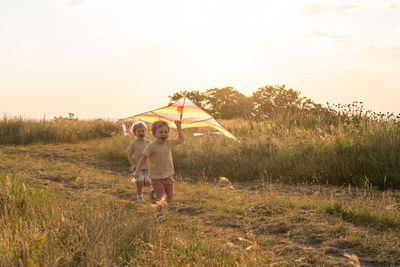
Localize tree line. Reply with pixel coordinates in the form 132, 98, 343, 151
169, 85, 325, 120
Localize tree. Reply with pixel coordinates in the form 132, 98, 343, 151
205, 87, 253, 119
251, 84, 317, 118
168, 90, 207, 109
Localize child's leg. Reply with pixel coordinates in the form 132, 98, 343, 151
136, 180, 144, 195
164, 183, 174, 201
137, 170, 147, 196
152, 180, 166, 213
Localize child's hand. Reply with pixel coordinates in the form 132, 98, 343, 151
175, 120, 182, 128
174, 120, 184, 144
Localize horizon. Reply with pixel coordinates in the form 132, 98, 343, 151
1, 0, 400, 120
2, 85, 399, 121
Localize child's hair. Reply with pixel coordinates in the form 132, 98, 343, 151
132, 121, 147, 133
151, 120, 169, 135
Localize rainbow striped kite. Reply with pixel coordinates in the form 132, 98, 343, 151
118, 98, 237, 140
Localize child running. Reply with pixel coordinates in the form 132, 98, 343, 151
134, 120, 184, 223
127, 121, 152, 203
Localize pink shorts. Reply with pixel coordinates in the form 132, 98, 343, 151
151, 176, 174, 201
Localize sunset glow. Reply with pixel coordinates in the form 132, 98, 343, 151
1, 0, 400, 119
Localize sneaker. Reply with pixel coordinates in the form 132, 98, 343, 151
155, 213, 164, 224
136, 195, 144, 203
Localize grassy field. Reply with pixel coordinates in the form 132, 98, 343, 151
100, 116, 400, 189
1, 136, 400, 266
0, 115, 118, 145
1, 109, 400, 265
2, 106, 400, 188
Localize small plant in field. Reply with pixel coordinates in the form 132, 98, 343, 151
74, 176, 86, 187
27, 235, 45, 267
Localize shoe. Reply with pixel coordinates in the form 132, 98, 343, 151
155, 213, 164, 224
149, 190, 156, 202
136, 195, 144, 203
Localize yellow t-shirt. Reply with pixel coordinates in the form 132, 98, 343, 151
142, 140, 176, 179
127, 139, 151, 169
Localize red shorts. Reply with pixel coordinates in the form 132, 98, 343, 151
151, 176, 174, 201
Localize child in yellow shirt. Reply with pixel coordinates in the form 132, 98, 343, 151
127, 121, 151, 202
134, 120, 184, 223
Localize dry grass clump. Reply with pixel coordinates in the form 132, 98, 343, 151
0, 115, 118, 145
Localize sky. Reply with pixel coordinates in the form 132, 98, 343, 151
1, 0, 400, 120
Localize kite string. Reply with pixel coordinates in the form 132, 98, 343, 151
180, 98, 186, 122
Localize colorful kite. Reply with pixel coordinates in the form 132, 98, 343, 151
116, 98, 237, 140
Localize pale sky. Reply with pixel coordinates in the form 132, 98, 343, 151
1, 0, 400, 119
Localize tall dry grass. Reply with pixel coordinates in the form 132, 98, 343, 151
0, 115, 119, 145
0, 171, 241, 266
175, 115, 400, 189
98, 104, 400, 189
3, 102, 400, 188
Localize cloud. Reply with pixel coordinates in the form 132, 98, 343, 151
335, 4, 361, 12
302, 3, 328, 15
319, 65, 366, 74
302, 2, 361, 15
304, 31, 350, 43
331, 35, 350, 43
368, 45, 400, 54
306, 30, 329, 38
66, 0, 85, 6
387, 4, 400, 9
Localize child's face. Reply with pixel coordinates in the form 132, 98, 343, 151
154, 125, 169, 143
134, 127, 147, 140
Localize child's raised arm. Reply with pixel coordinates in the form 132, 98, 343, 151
173, 120, 184, 145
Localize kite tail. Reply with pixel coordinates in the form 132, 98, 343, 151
122, 120, 128, 136
114, 118, 137, 136
121, 120, 133, 136
193, 132, 224, 137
